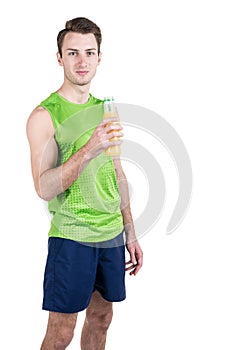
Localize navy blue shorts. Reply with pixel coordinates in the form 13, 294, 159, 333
42, 233, 126, 313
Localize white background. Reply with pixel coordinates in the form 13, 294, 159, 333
1, 0, 234, 349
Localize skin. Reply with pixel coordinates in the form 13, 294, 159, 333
27, 32, 143, 350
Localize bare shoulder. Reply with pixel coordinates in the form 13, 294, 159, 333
26, 106, 54, 139
27, 106, 51, 122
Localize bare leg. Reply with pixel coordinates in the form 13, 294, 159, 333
40, 312, 78, 350
81, 291, 113, 350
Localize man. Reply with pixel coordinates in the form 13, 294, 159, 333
27, 17, 143, 350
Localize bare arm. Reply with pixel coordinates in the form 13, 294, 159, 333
26, 107, 123, 201
113, 157, 143, 275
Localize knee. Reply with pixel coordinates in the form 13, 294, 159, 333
41, 327, 74, 350
86, 308, 113, 332
47, 328, 73, 350
41, 312, 77, 350
53, 328, 74, 349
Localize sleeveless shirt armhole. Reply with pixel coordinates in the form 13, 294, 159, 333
37, 104, 57, 131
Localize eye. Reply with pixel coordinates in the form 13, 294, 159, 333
68, 51, 77, 56
87, 51, 95, 56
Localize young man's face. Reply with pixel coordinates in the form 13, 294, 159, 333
57, 32, 101, 87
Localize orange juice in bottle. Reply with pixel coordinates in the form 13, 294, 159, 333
103, 96, 121, 156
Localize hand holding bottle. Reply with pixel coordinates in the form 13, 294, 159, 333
84, 116, 123, 160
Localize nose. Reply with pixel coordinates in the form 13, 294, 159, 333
77, 53, 87, 67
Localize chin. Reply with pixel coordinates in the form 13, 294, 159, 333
76, 80, 91, 86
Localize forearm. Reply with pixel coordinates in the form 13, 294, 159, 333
114, 160, 136, 241
121, 204, 136, 242
39, 145, 91, 201
120, 188, 136, 241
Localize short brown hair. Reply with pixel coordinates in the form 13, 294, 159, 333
57, 17, 102, 57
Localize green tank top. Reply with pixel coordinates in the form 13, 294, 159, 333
40, 92, 123, 243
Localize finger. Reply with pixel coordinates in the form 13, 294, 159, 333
133, 257, 143, 275
100, 117, 119, 126
136, 252, 143, 267
125, 260, 132, 265
127, 257, 143, 275
129, 249, 137, 266
130, 265, 138, 275
127, 266, 136, 275
133, 264, 141, 275
106, 131, 124, 141
128, 264, 139, 275
125, 264, 135, 272
106, 139, 123, 148
105, 124, 123, 133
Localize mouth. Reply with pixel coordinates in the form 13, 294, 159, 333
76, 70, 89, 76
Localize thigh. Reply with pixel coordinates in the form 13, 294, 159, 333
43, 238, 99, 313
86, 290, 113, 316
46, 311, 78, 333
95, 242, 126, 302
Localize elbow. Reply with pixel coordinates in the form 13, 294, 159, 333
34, 171, 61, 201
35, 183, 53, 202
35, 188, 51, 202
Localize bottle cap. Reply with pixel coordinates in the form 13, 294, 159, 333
104, 96, 114, 102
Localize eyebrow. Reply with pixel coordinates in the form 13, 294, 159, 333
65, 48, 97, 51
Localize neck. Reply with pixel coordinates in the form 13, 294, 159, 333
57, 80, 91, 104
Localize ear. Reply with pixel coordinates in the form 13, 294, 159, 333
56, 52, 63, 66
97, 52, 102, 65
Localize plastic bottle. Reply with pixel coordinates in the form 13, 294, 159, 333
103, 96, 121, 156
